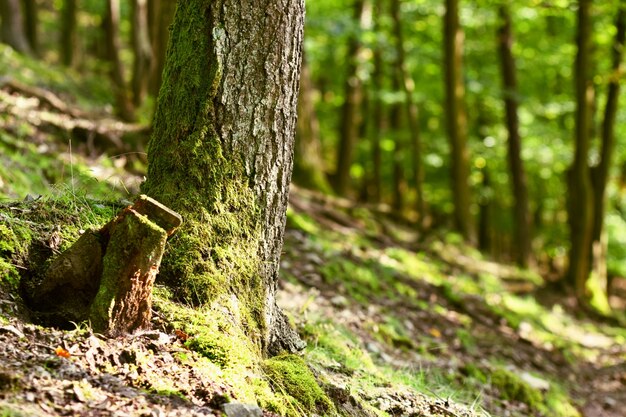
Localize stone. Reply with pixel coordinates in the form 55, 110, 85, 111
222, 403, 263, 417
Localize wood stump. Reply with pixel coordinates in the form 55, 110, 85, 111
24, 195, 181, 336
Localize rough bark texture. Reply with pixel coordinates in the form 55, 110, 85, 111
131, 0, 152, 106
567, 0, 594, 300
334, 0, 367, 196
0, 0, 32, 54
23, 196, 181, 334
89, 209, 167, 335
590, 6, 626, 289
498, 5, 531, 267
391, 0, 425, 229
141, 0, 306, 355
60, 0, 77, 67
444, 0, 473, 242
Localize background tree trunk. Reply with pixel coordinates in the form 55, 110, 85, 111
0, 0, 32, 54
148, 0, 176, 97
59, 0, 77, 67
141, 0, 305, 355
444, 0, 473, 241
104, 0, 135, 121
131, 0, 152, 106
498, 5, 531, 267
590, 7, 626, 293
293, 53, 332, 193
390, 0, 425, 229
368, 0, 384, 204
334, 0, 368, 196
390, 69, 406, 214
567, 0, 594, 301
21, 0, 37, 56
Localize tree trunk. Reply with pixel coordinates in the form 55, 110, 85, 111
444, 0, 473, 241
390, 69, 406, 214
293, 53, 332, 193
334, 0, 368, 196
59, 0, 77, 67
141, 0, 305, 355
590, 7, 626, 293
148, 0, 176, 97
368, 0, 384, 204
498, 5, 532, 267
567, 0, 594, 301
0, 0, 32, 54
104, 0, 135, 122
21, 0, 37, 56
131, 0, 152, 106
390, 0, 425, 229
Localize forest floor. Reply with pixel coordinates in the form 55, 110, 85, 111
1, 45, 626, 417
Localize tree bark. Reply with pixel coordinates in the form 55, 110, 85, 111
103, 0, 135, 122
567, 0, 594, 301
0, 0, 32, 54
390, 0, 425, 229
131, 0, 152, 106
590, 6, 626, 292
141, 0, 305, 355
59, 0, 77, 67
334, 0, 368, 196
444, 0, 473, 242
498, 5, 532, 267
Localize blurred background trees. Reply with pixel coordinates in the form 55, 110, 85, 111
1, 0, 625, 309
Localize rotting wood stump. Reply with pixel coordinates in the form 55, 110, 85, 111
25, 195, 181, 336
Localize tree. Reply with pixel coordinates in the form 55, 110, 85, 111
589, 5, 626, 292
0, 0, 32, 55
141, 0, 305, 354
390, 0, 425, 228
334, 0, 369, 196
497, 4, 531, 267
148, 0, 176, 97
444, 0, 473, 241
368, 0, 385, 204
103, 0, 135, 121
131, 0, 152, 106
22, 0, 38, 56
60, 0, 77, 67
293, 52, 332, 193
566, 0, 594, 301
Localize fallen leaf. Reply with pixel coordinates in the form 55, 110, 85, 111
174, 329, 189, 342
55, 347, 71, 358
429, 328, 442, 338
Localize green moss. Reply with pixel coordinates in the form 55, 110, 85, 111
263, 354, 335, 416
140, 1, 266, 344
490, 368, 543, 409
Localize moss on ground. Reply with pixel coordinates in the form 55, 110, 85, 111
263, 354, 335, 417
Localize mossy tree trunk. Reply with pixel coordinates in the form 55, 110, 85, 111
141, 0, 305, 355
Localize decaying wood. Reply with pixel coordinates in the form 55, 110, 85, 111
24, 195, 181, 335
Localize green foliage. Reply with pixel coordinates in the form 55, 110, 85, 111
490, 368, 543, 408
263, 355, 335, 416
